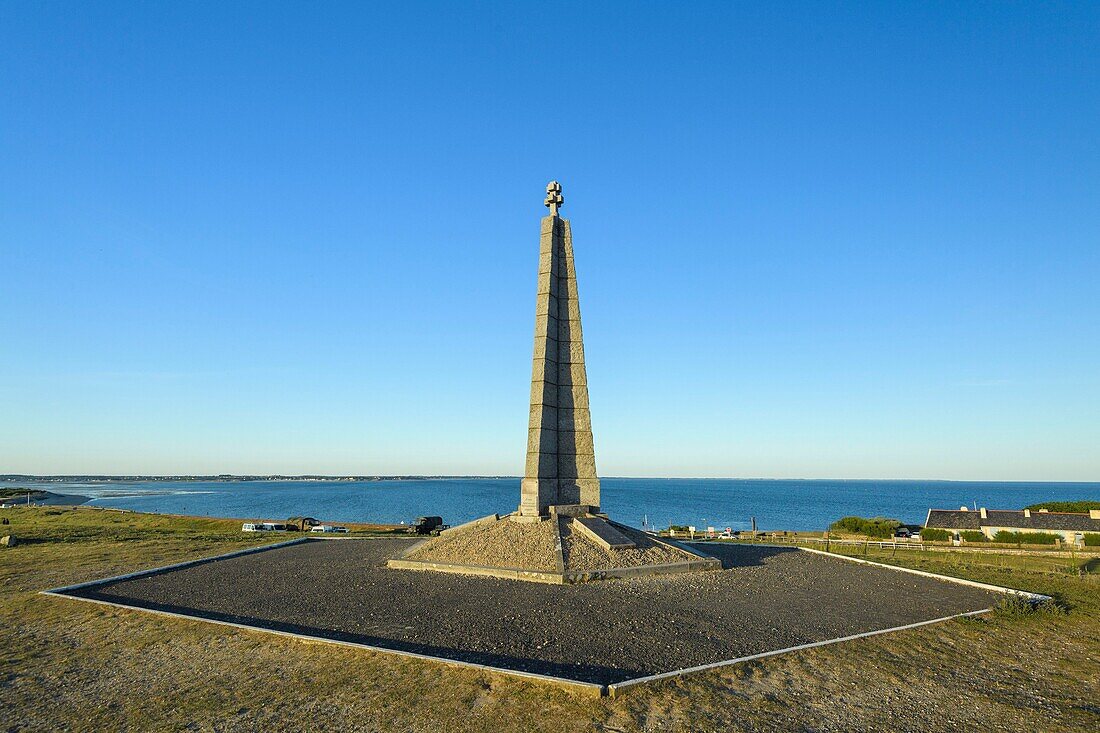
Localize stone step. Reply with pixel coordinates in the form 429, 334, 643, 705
574, 517, 635, 550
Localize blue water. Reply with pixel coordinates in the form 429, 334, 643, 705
13, 478, 1100, 531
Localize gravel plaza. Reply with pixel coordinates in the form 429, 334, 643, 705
48, 537, 1016, 693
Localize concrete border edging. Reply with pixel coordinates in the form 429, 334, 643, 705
386, 558, 567, 583
40, 536, 1048, 697
40, 537, 605, 696
386, 555, 721, 583
571, 517, 634, 551
40, 537, 310, 594
788, 545, 1051, 601
606, 608, 991, 697
41, 589, 605, 696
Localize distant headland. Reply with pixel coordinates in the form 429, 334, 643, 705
0, 475, 512, 483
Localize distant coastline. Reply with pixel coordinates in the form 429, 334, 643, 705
0, 475, 515, 484
2, 477, 1095, 531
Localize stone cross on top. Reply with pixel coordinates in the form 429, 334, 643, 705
544, 181, 564, 216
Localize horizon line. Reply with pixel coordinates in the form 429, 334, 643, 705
3, 474, 1099, 485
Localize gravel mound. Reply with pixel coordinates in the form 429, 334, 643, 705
405, 517, 558, 570
560, 519, 689, 571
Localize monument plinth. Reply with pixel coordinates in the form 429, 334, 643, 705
387, 182, 720, 582
520, 181, 600, 517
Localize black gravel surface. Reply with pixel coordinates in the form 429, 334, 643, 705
66, 539, 1005, 685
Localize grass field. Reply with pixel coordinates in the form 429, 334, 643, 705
1, 506, 1098, 732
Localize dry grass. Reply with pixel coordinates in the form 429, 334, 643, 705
2, 506, 1098, 732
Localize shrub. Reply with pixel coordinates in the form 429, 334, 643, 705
920, 527, 950, 542
993, 596, 1066, 619
992, 530, 1060, 545
1023, 500, 1100, 513
829, 516, 901, 539
960, 530, 987, 542
1083, 533, 1100, 547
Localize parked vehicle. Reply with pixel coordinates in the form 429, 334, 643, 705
311, 525, 350, 533
243, 522, 288, 532
406, 516, 447, 535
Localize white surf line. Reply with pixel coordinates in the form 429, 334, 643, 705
607, 608, 991, 697
41, 591, 606, 696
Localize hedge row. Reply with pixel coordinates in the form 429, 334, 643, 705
829, 516, 902, 539
991, 530, 1060, 545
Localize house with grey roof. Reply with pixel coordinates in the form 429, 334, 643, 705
925, 507, 1100, 545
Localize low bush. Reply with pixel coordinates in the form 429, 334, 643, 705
1083, 533, 1100, 547
960, 530, 987, 542
829, 516, 901, 539
992, 530, 1060, 545
993, 596, 1066, 619
920, 527, 950, 542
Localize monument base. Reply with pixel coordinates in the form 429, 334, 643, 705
386, 512, 721, 584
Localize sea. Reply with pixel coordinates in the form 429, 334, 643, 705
9, 478, 1099, 532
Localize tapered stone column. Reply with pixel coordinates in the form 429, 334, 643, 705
519, 182, 600, 517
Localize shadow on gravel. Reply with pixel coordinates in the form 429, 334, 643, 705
684, 543, 799, 570
61, 589, 631, 685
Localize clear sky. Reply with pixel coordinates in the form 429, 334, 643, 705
1, 2, 1097, 479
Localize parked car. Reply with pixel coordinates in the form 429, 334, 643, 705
406, 516, 447, 535
311, 525, 350, 533
243, 522, 288, 532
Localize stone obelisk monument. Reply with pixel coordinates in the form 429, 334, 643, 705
387, 182, 720, 580
519, 182, 600, 517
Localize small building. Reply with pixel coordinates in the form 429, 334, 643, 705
925, 507, 1100, 545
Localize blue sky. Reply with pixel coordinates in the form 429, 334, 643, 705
1, 2, 1097, 479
